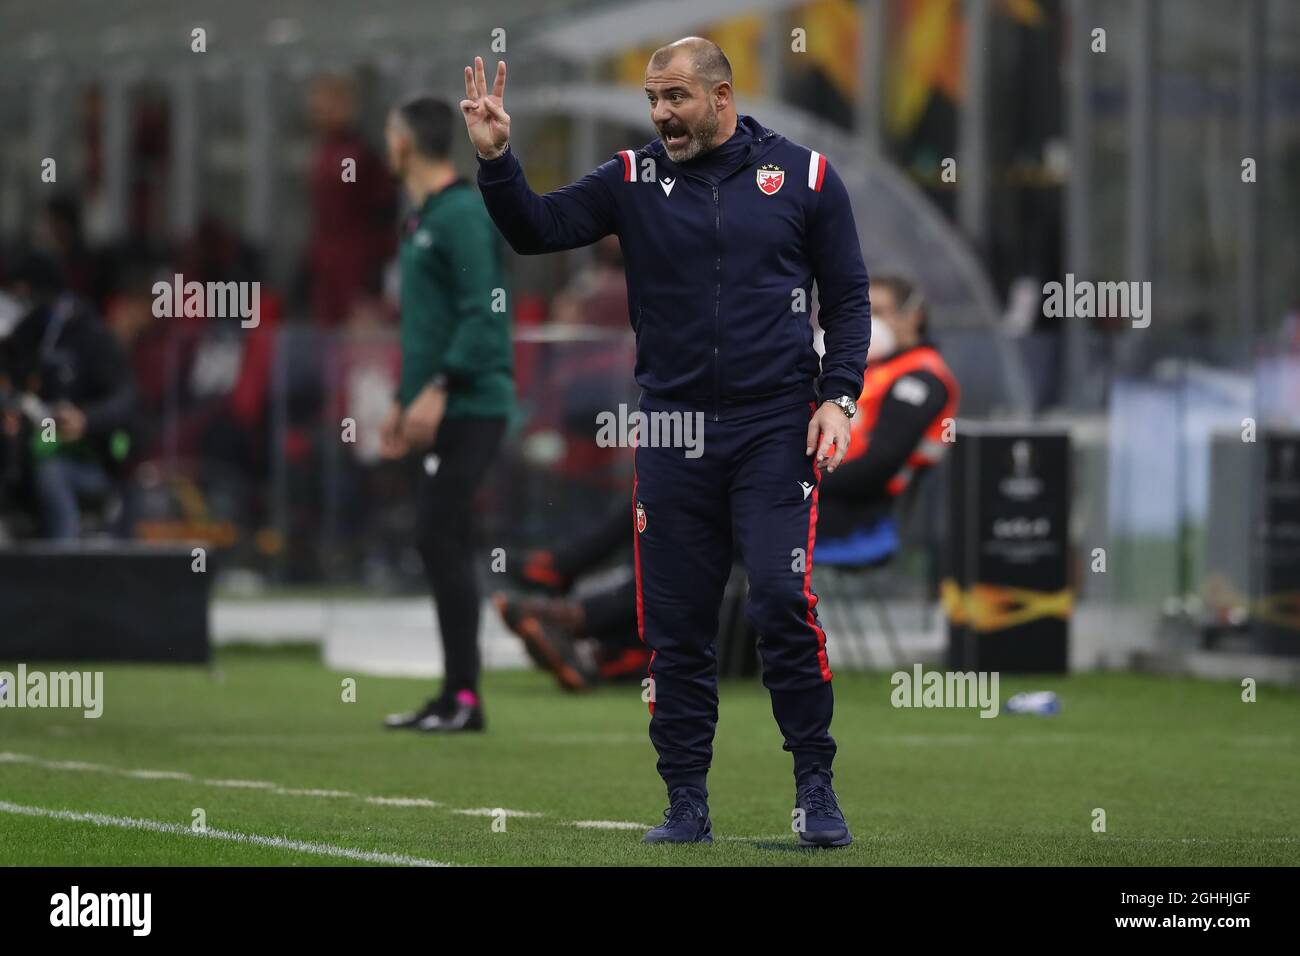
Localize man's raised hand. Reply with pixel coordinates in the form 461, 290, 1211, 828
461, 56, 510, 159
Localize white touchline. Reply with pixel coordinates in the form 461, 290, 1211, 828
122, 769, 194, 780
203, 779, 278, 789
0, 751, 503, 821
365, 796, 442, 808
273, 787, 356, 799
0, 753, 111, 772
0, 800, 450, 866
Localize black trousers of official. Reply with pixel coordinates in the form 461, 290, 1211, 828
414, 415, 507, 698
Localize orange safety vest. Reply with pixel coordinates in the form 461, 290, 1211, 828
842, 344, 959, 497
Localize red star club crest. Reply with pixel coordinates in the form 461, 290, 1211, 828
756, 163, 785, 195
635, 501, 647, 533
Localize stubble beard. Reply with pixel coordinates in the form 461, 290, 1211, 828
662, 106, 720, 163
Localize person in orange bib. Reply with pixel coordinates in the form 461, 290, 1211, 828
816, 275, 959, 562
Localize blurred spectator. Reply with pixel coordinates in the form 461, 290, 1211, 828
336, 295, 400, 465
0, 253, 135, 540
307, 74, 396, 325
171, 216, 281, 490
32, 195, 111, 311
101, 257, 176, 461
331, 295, 407, 586
100, 219, 284, 543
817, 275, 959, 558
550, 235, 628, 330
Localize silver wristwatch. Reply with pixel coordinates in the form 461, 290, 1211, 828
825, 395, 857, 419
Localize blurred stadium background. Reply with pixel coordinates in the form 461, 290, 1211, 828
3, 0, 1300, 870
1, 0, 1298, 685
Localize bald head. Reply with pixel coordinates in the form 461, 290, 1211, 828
645, 37, 737, 162
649, 37, 733, 91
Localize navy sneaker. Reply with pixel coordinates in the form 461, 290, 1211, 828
643, 788, 713, 844
795, 775, 852, 848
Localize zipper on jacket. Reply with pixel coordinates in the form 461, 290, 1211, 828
673, 133, 778, 420
712, 184, 721, 422
700, 132, 772, 420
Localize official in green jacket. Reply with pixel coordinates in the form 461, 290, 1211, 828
380, 95, 513, 733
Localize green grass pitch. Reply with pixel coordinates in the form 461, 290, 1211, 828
1, 645, 1297, 866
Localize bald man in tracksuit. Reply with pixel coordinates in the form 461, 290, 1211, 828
461, 39, 869, 847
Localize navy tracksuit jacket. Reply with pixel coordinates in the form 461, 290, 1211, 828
477, 114, 871, 796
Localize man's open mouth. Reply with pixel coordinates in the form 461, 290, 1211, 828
662, 131, 689, 149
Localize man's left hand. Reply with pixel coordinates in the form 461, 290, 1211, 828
806, 402, 851, 473
401, 383, 448, 450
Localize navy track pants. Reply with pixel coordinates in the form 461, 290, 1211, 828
632, 399, 836, 798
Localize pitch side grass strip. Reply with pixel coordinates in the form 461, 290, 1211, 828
0, 800, 450, 867
0, 751, 614, 828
